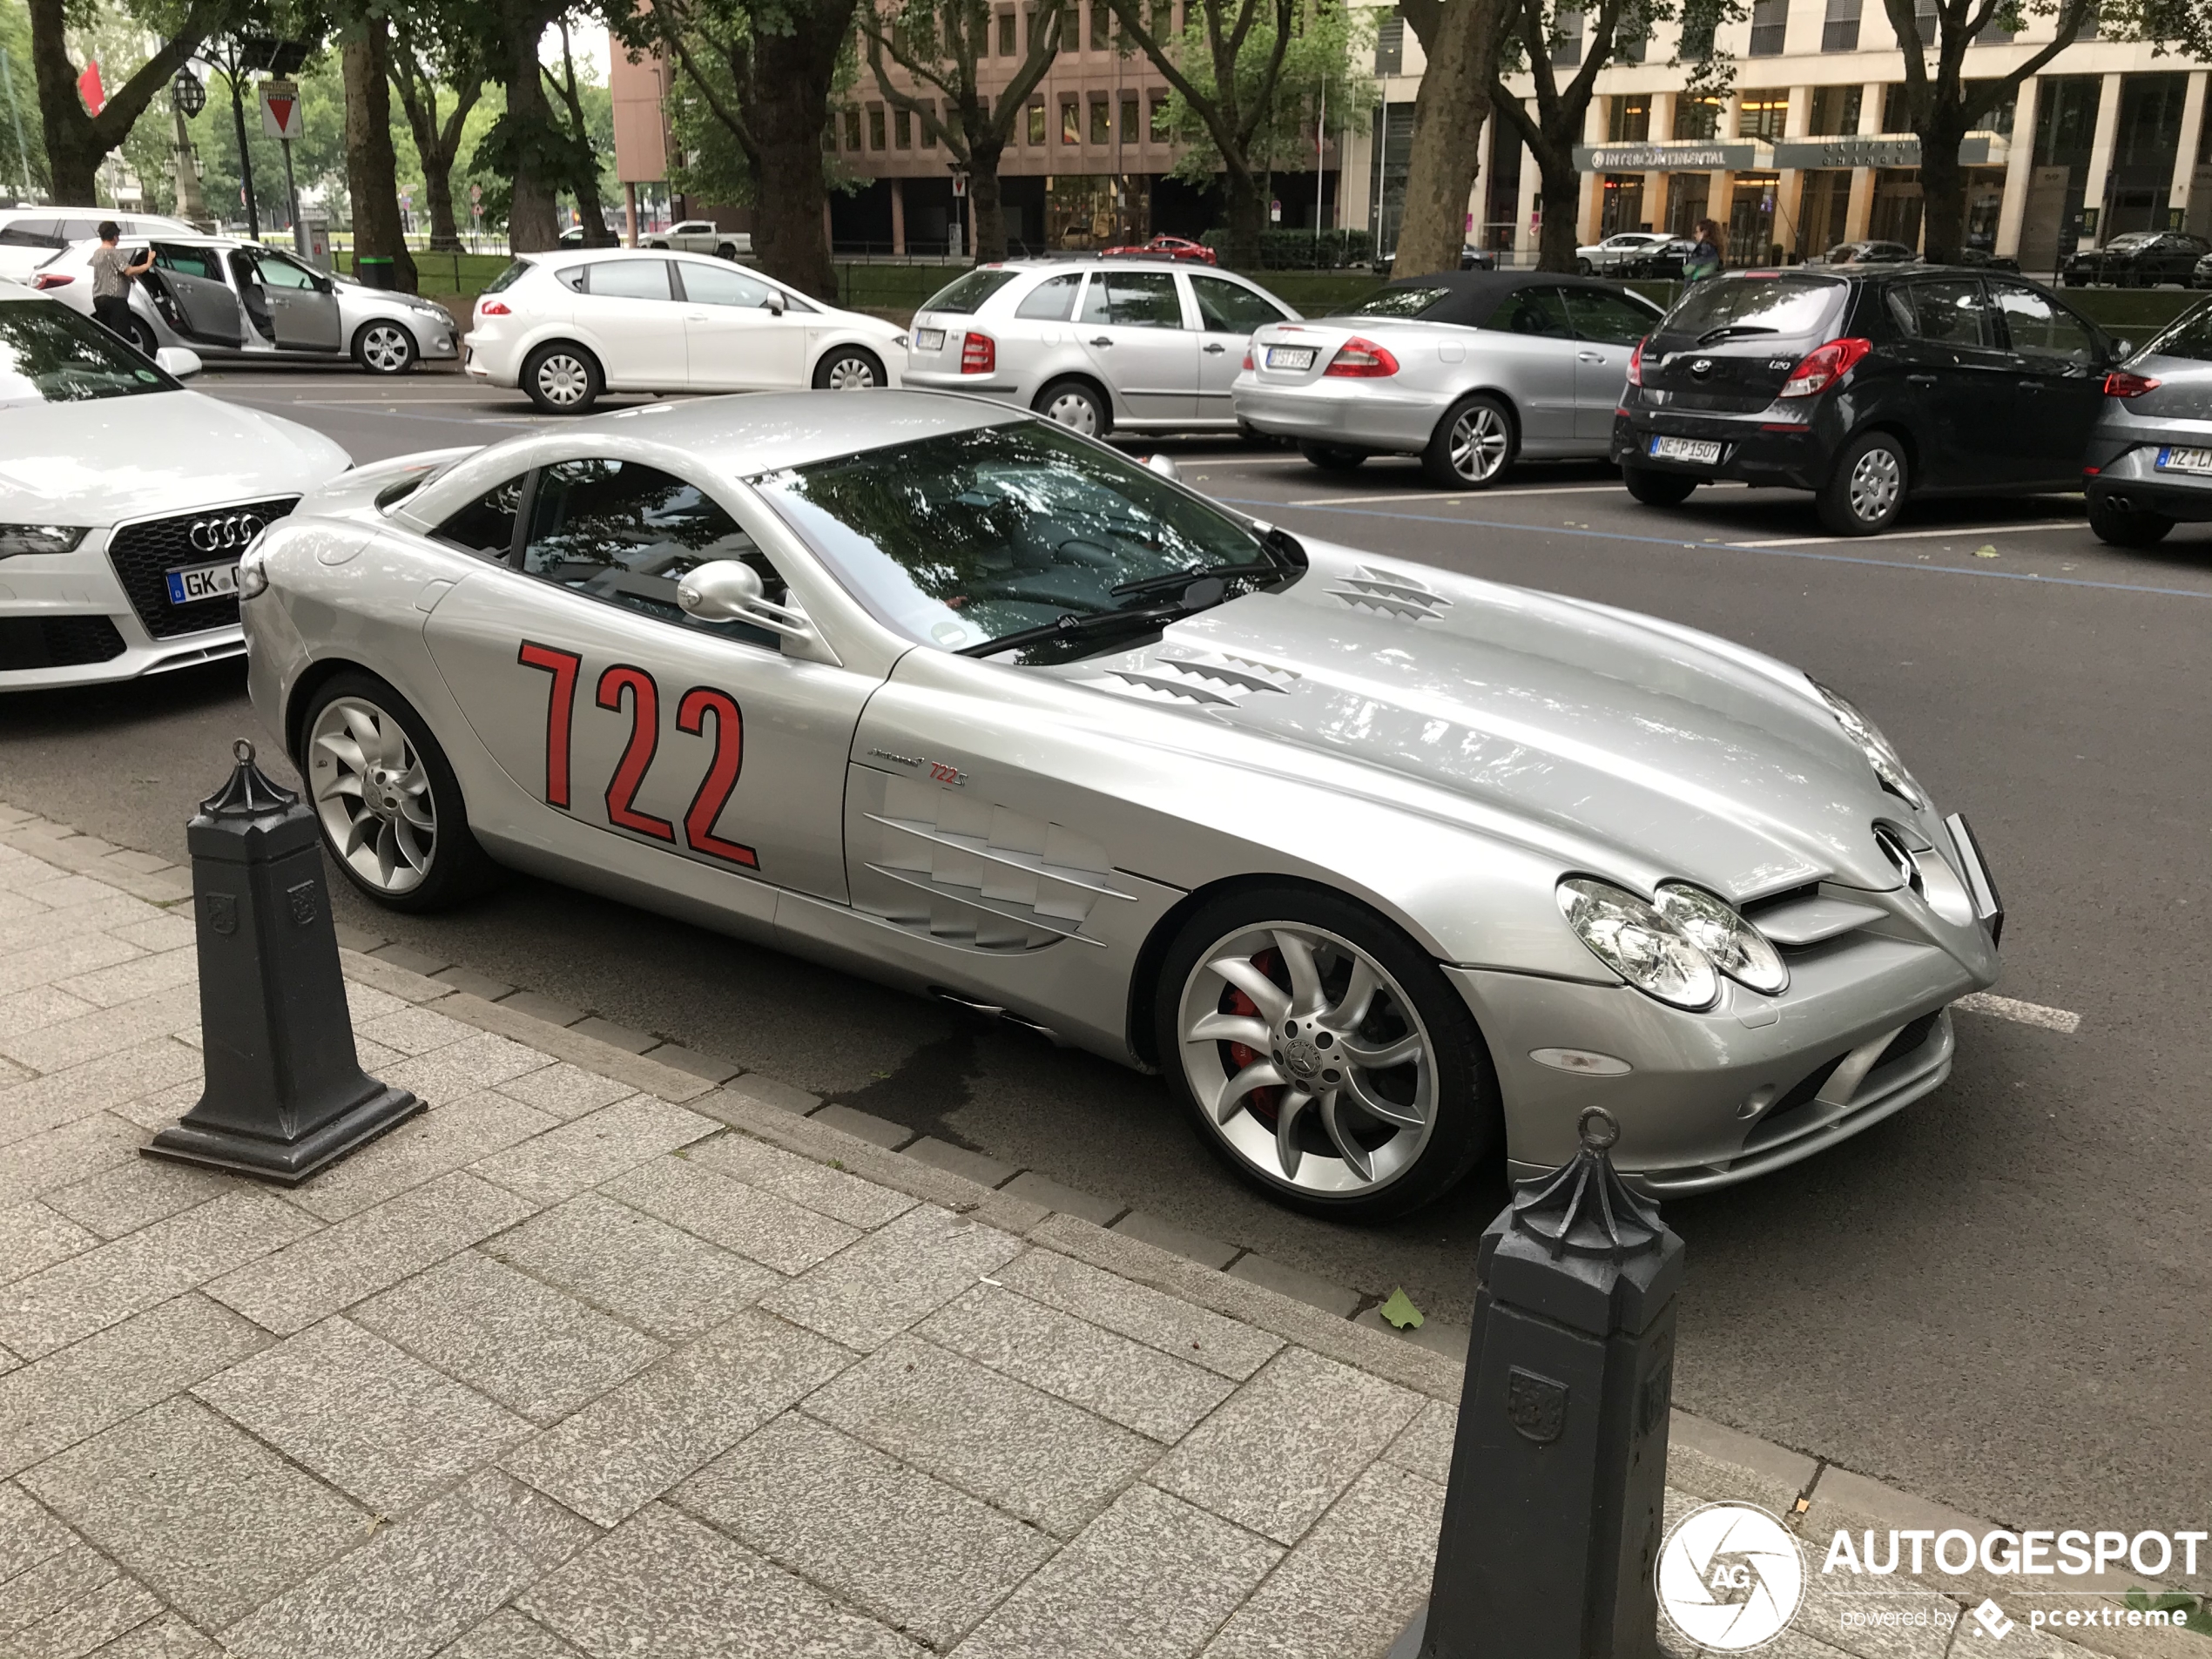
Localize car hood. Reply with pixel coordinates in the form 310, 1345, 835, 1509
0, 389, 353, 524
1056, 540, 1911, 899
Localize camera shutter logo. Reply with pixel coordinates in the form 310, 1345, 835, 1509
188, 513, 266, 554
1656, 1502, 1806, 1650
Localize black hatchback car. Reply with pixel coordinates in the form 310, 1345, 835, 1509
1612, 267, 2126, 535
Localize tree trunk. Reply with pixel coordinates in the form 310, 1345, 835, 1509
423, 162, 462, 252
1393, 0, 1501, 278
501, 0, 561, 252
28, 0, 213, 205
969, 134, 1007, 261
1223, 165, 1264, 270
745, 10, 852, 299
1534, 141, 1580, 271
343, 28, 418, 293
1918, 114, 1969, 262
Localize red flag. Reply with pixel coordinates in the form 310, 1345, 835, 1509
77, 60, 105, 117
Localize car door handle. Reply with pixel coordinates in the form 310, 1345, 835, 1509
2017, 380, 2045, 391
1578, 351, 1604, 363
1089, 336, 1113, 347
1203, 342, 1226, 354
1907, 374, 1939, 385
685, 313, 708, 321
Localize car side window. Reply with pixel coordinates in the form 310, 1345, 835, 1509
1902, 279, 1996, 349
1080, 270, 1184, 329
434, 475, 529, 561
585, 260, 673, 301
555, 266, 587, 293
521, 458, 785, 650
675, 262, 776, 307
0, 219, 58, 247
1486, 287, 1573, 338
253, 253, 320, 291
1562, 289, 1656, 346
1990, 285, 2096, 369
153, 244, 225, 282
1189, 273, 1285, 334
1015, 273, 1082, 320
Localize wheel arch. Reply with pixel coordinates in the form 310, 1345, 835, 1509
1432, 382, 1523, 446
809, 338, 888, 387
1844, 418, 1920, 488
1033, 369, 1117, 429
283, 654, 380, 768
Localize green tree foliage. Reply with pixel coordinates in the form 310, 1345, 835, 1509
0, 0, 50, 196
1155, 0, 1372, 187
26, 0, 238, 205
190, 51, 347, 229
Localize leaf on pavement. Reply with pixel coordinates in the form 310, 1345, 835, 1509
1973, 545, 2000, 558
1378, 1287, 1425, 1330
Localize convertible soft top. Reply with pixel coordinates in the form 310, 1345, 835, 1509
1336, 269, 1647, 328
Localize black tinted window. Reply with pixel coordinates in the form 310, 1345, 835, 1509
1660, 275, 1845, 340
1990, 285, 2094, 366
1563, 288, 1657, 345
0, 220, 58, 248
1190, 273, 1285, 333
1900, 279, 1997, 348
0, 301, 179, 408
1487, 287, 1573, 338
921, 268, 1021, 314
434, 475, 529, 559
2139, 299, 2212, 363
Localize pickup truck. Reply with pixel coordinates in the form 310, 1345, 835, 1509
643, 219, 752, 260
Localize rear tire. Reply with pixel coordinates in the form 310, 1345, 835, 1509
716, 242, 738, 260
813, 346, 885, 390
1816, 428, 1910, 536
1034, 377, 1109, 437
1297, 441, 1366, 472
1577, 257, 1595, 275
1420, 392, 1516, 489
2087, 490, 2175, 548
117, 314, 158, 356
522, 341, 603, 414
1622, 464, 1699, 507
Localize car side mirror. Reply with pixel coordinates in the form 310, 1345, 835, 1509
1144, 453, 1181, 482
677, 558, 815, 645
155, 346, 202, 380
764, 293, 785, 316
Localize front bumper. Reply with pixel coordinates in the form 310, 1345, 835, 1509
1461, 817, 2000, 1196
0, 528, 245, 691
1232, 381, 1441, 451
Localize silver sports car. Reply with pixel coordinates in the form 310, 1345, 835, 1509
1234, 272, 1665, 488
244, 392, 2001, 1218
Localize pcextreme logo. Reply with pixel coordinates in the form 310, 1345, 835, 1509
1657, 1503, 1807, 1651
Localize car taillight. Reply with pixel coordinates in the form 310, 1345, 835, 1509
1242, 348, 1253, 371
30, 273, 71, 289
1628, 337, 1646, 386
478, 300, 510, 316
1777, 337, 1872, 398
1323, 336, 1399, 378
961, 331, 995, 374
2102, 369, 2161, 397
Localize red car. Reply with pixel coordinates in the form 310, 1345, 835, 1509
1102, 234, 1217, 265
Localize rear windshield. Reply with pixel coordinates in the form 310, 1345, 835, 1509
1657, 275, 1844, 342
921, 268, 1022, 314
482, 260, 534, 294
1339, 286, 1448, 320
2140, 298, 2212, 364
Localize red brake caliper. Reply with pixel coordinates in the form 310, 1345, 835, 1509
1221, 949, 1283, 1124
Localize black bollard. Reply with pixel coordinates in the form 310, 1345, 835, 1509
145, 740, 421, 1184
1393, 1106, 1684, 1659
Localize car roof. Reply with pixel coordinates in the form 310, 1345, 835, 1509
521, 389, 1027, 476
989, 256, 1231, 276
1345, 269, 1656, 326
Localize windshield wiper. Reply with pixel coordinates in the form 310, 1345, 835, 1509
1694, 323, 1779, 346
958, 601, 1185, 660
1110, 557, 1285, 598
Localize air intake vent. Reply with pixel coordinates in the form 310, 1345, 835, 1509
1096, 651, 1297, 707
1328, 565, 1451, 622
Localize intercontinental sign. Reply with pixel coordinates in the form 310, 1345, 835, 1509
1574, 135, 1997, 172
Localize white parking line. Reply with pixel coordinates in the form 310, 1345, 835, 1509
1733, 522, 2083, 549
1953, 992, 2082, 1035
1276, 483, 1638, 506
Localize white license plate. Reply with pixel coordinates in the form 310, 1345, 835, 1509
1265, 346, 1317, 371
913, 328, 946, 352
1649, 435, 1722, 465
2155, 446, 2212, 475
165, 560, 239, 604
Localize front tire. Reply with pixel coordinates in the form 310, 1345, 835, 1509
522, 341, 603, 414
1153, 886, 1500, 1221
813, 346, 885, 390
1034, 376, 1109, 437
1577, 257, 1595, 275
354, 320, 418, 375
1816, 428, 1910, 536
2087, 489, 2175, 548
298, 671, 496, 913
1420, 392, 1516, 489
1298, 441, 1366, 472
1622, 464, 1699, 507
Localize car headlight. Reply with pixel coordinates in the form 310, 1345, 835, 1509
1814, 681, 1926, 809
0, 524, 89, 558
1557, 878, 1718, 1010
1652, 882, 1787, 994
235, 543, 269, 600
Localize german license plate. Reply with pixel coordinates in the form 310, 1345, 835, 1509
165, 560, 239, 604
1649, 435, 1722, 464
2155, 445, 2212, 475
1265, 346, 1317, 371
913, 328, 945, 351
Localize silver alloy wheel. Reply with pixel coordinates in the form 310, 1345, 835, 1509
1847, 445, 1904, 523
1044, 388, 1100, 435
307, 697, 436, 895
1177, 921, 1438, 1197
534, 353, 591, 408
1448, 404, 1510, 482
359, 323, 414, 374
823, 353, 877, 390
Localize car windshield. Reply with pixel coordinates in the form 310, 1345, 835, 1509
0, 300, 179, 408
2106, 233, 2158, 250
1657, 275, 1845, 341
756, 420, 1285, 662
2140, 299, 2212, 364
920, 268, 1022, 314
1341, 286, 1449, 319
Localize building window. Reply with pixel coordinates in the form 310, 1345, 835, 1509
1883, 83, 1911, 132
1090, 96, 1110, 144
1616, 16, 1648, 64
1150, 94, 1170, 141
1738, 91, 1789, 140
921, 103, 937, 148
1974, 10, 2012, 42
1964, 78, 2017, 136
842, 107, 862, 150
1061, 98, 1080, 144
1748, 0, 1787, 55
1809, 84, 1861, 137
1674, 94, 1724, 140
998, 9, 1016, 52
1550, 8, 1583, 67
867, 105, 886, 149
1821, 0, 1861, 51
1028, 99, 1046, 145
1121, 93, 1139, 143
894, 108, 913, 148
1680, 13, 1716, 57
2075, 1, 2100, 38
1374, 14, 1404, 75
1090, 0, 1109, 47
1608, 96, 1650, 142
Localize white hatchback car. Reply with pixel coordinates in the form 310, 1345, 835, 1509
902, 259, 1301, 436
0, 207, 195, 285
466, 248, 908, 414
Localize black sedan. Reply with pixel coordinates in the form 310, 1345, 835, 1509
2063, 231, 2210, 288
1613, 266, 2124, 536
1819, 240, 1915, 266
2082, 297, 2212, 545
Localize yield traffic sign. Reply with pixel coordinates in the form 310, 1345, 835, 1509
260, 79, 302, 140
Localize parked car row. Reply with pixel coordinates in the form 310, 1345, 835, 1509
2062, 231, 2210, 289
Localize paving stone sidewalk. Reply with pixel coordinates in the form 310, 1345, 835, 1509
0, 811, 2182, 1659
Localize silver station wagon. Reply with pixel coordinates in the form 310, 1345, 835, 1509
901, 259, 1299, 437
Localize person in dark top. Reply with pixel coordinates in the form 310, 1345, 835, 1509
1683, 219, 1724, 282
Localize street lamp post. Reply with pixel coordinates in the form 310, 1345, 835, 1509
172, 67, 208, 226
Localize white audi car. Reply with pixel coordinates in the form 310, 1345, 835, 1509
465, 248, 908, 414
0, 285, 351, 690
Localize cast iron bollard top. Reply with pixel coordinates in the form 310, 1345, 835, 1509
1508, 1106, 1667, 1264
195, 739, 298, 826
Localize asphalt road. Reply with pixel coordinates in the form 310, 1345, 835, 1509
10, 365, 2210, 1553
